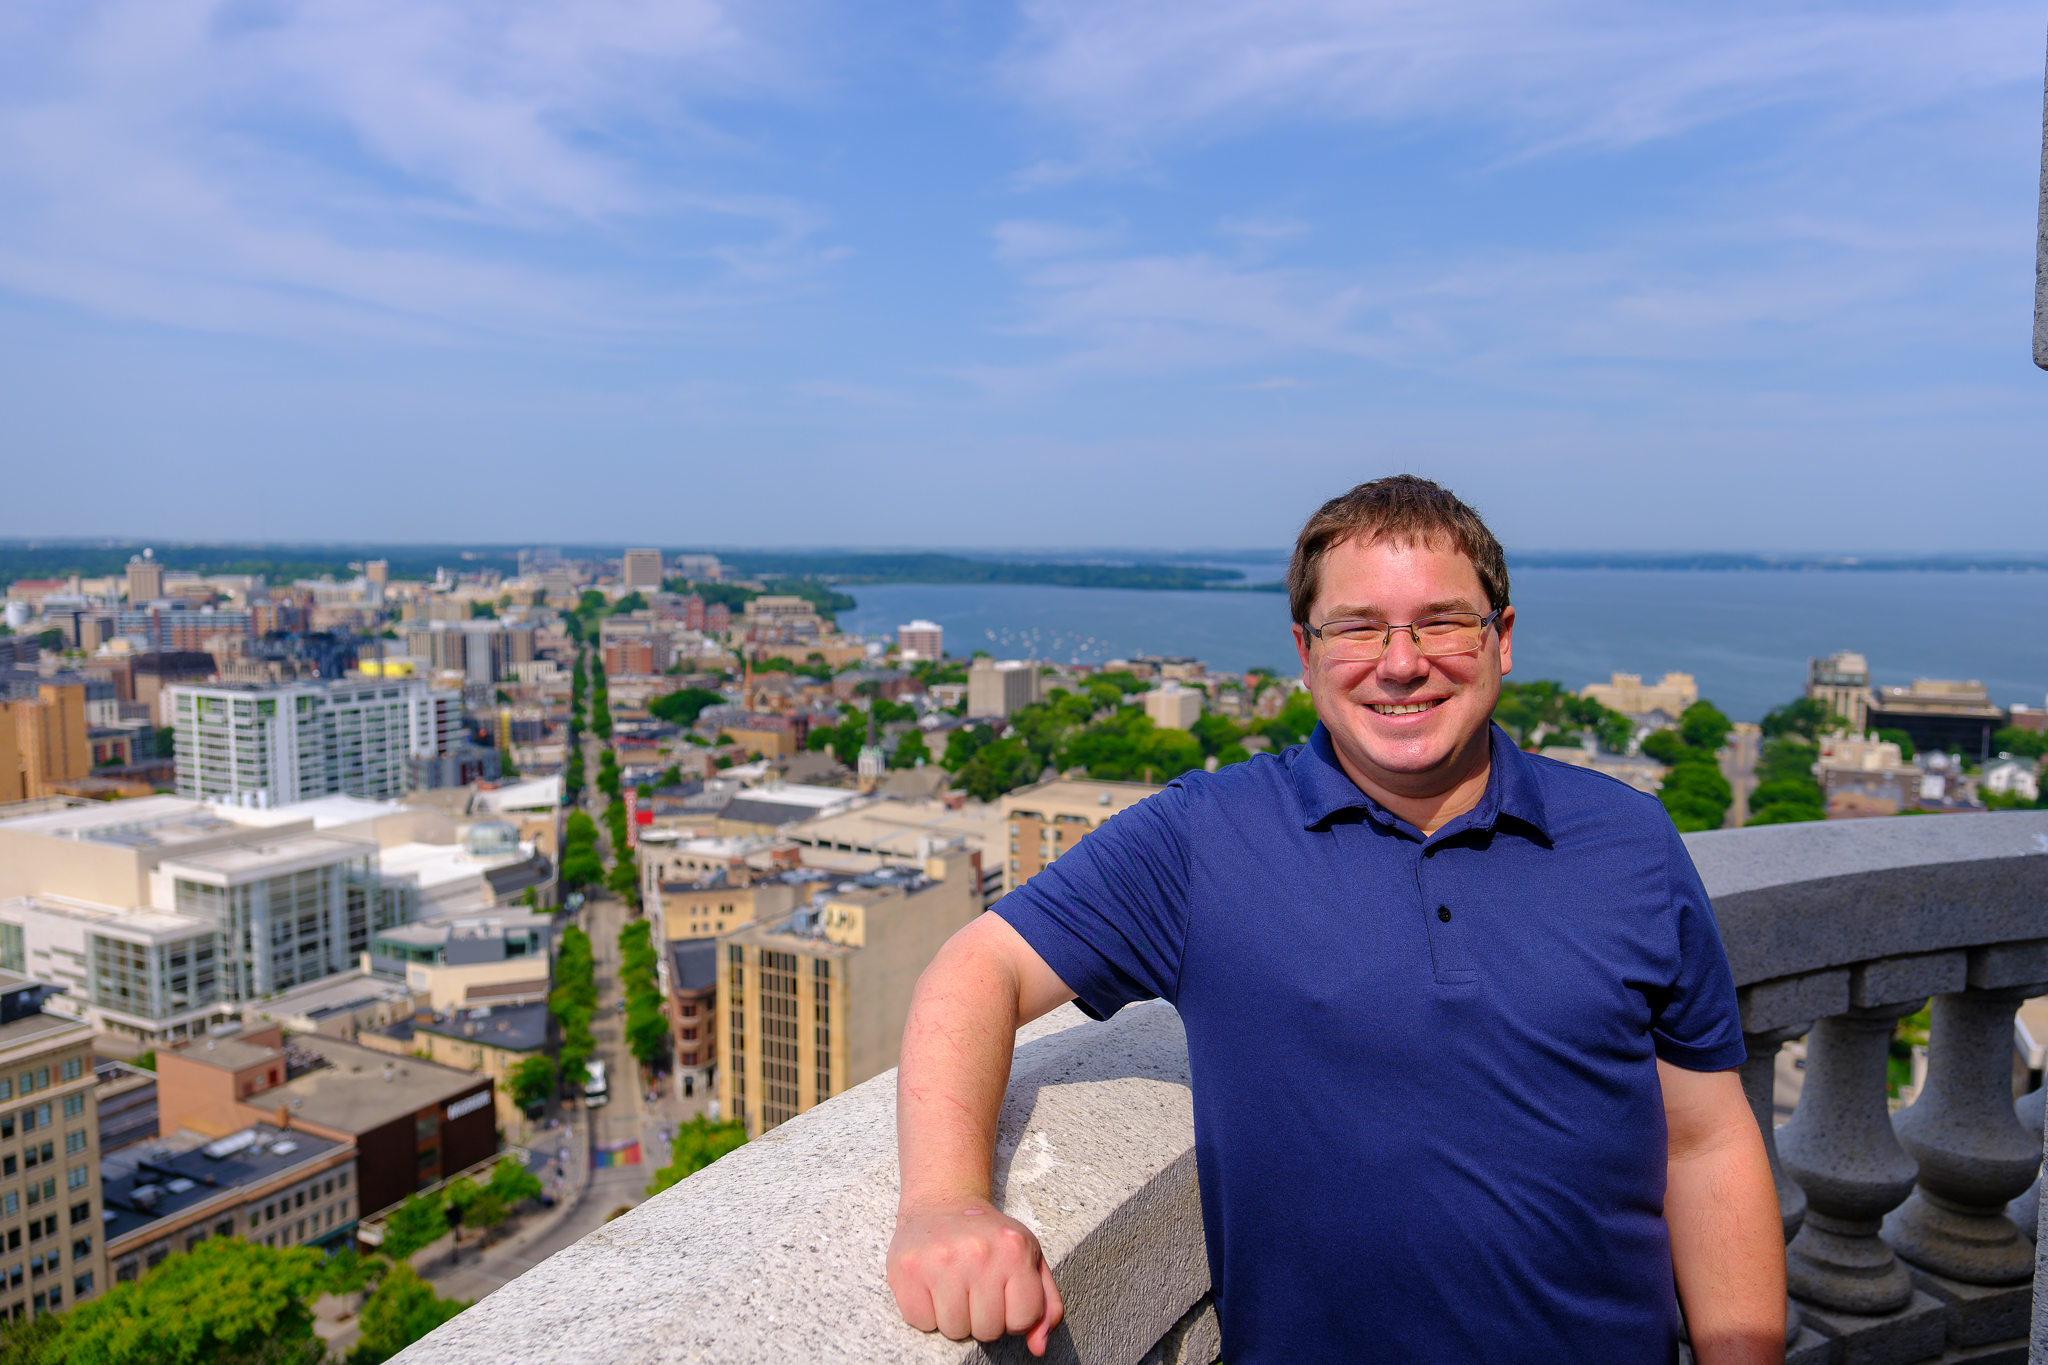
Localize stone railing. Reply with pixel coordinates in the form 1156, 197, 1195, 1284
396, 810, 2048, 1365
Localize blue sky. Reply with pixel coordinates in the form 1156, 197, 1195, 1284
1, 0, 2043, 551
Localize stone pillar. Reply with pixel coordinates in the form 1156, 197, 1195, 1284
1889, 986, 2048, 1285
1741, 1023, 1811, 1348
1779, 1000, 1929, 1315
2009, 1086, 2042, 1241
1886, 985, 2048, 1354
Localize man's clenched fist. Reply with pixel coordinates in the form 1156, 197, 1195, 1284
887, 1199, 1064, 1356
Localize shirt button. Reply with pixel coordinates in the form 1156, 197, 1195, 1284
1437, 906, 1453, 923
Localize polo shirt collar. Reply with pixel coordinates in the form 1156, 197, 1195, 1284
1291, 720, 1552, 841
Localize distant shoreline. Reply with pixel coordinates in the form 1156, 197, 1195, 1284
1, 542, 2042, 591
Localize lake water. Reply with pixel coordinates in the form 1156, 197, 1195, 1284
835, 570, 2048, 723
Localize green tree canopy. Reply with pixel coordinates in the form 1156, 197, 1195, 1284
1640, 700, 1736, 832
60, 1237, 327, 1365
1760, 697, 1837, 743
510, 1054, 557, 1109
378, 1190, 449, 1262
1677, 700, 1733, 754
649, 688, 726, 727
647, 1115, 749, 1197
889, 730, 930, 769
347, 1263, 467, 1365
487, 1156, 545, 1207
1993, 726, 2048, 760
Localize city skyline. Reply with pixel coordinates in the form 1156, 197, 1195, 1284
2, 1, 2044, 551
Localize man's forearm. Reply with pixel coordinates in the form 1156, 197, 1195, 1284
896, 929, 1026, 1211
1667, 1137, 1786, 1365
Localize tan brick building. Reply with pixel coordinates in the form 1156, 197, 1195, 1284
0, 685, 88, 803
999, 778, 1162, 896
717, 849, 981, 1134
0, 974, 108, 1321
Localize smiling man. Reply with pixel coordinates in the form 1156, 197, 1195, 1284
887, 475, 1785, 1364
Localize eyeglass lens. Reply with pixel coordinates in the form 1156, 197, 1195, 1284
1319, 615, 1488, 662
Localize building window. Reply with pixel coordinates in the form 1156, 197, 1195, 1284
72, 1273, 90, 1298
68, 1204, 88, 1227
65, 1168, 86, 1193
64, 1133, 84, 1156
59, 1060, 79, 1083
61, 1096, 81, 1120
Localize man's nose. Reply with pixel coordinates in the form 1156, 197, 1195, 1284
1377, 627, 1431, 681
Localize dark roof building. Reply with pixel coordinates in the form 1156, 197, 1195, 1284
102, 1122, 357, 1282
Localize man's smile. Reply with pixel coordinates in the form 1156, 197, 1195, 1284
1366, 699, 1446, 716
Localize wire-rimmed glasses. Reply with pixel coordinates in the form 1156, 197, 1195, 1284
1300, 608, 1503, 663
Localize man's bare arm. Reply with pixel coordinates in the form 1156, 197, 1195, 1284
1660, 1061, 1786, 1365
888, 913, 1078, 1356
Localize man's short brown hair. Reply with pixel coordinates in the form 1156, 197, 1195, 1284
1286, 475, 1510, 624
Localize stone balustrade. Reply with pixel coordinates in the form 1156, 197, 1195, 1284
397, 810, 2048, 1365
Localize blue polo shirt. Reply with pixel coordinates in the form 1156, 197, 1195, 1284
994, 723, 1745, 1364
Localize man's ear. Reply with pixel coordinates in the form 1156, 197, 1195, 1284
1495, 606, 1515, 677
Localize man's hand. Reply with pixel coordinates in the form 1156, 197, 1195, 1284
887, 1199, 1064, 1356
891, 913, 1077, 1356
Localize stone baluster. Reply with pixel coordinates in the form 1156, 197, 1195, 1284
1778, 1000, 1930, 1315
1740, 1023, 1810, 1349
2005, 1085, 2041, 1240
1883, 981, 2048, 1353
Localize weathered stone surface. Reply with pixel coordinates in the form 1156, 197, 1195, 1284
391, 1002, 1203, 1365
1783, 1004, 1927, 1313
1971, 943, 2048, 992
1787, 1325, 1833, 1364
1891, 990, 2048, 1286
1136, 1294, 1217, 1365
1744, 971, 1848, 1034
2008, 1089, 2042, 1241
1855, 954, 1967, 1011
1797, 1290, 1949, 1365
1683, 813, 2048, 988
1913, 1269, 2033, 1348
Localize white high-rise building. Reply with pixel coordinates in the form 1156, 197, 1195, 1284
0, 797, 410, 1042
169, 678, 462, 807
897, 619, 944, 662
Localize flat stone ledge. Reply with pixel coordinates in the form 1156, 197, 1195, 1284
392, 1001, 1203, 1365
1685, 812, 2048, 987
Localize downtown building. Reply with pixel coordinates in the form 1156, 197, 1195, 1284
168, 677, 462, 807
0, 798, 404, 1046
717, 848, 983, 1135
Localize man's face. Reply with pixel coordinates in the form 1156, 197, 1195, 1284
1291, 534, 1514, 790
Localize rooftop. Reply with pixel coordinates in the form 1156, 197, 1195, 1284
158, 831, 375, 884
785, 798, 999, 862
411, 1000, 549, 1053
376, 838, 534, 896
669, 939, 717, 993
168, 1035, 281, 1073
0, 796, 250, 850
244, 1036, 488, 1135
100, 1123, 350, 1246
243, 969, 417, 1026
3, 894, 214, 944
211, 795, 404, 830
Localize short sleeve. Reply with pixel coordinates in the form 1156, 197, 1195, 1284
1649, 823, 1748, 1072
992, 784, 1193, 1020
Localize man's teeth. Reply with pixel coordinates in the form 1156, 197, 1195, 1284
1370, 701, 1440, 716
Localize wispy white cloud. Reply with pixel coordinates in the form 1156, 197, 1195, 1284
0, 0, 832, 341
1002, 0, 2038, 165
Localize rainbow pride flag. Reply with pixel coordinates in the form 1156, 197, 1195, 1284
594, 1141, 642, 1168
